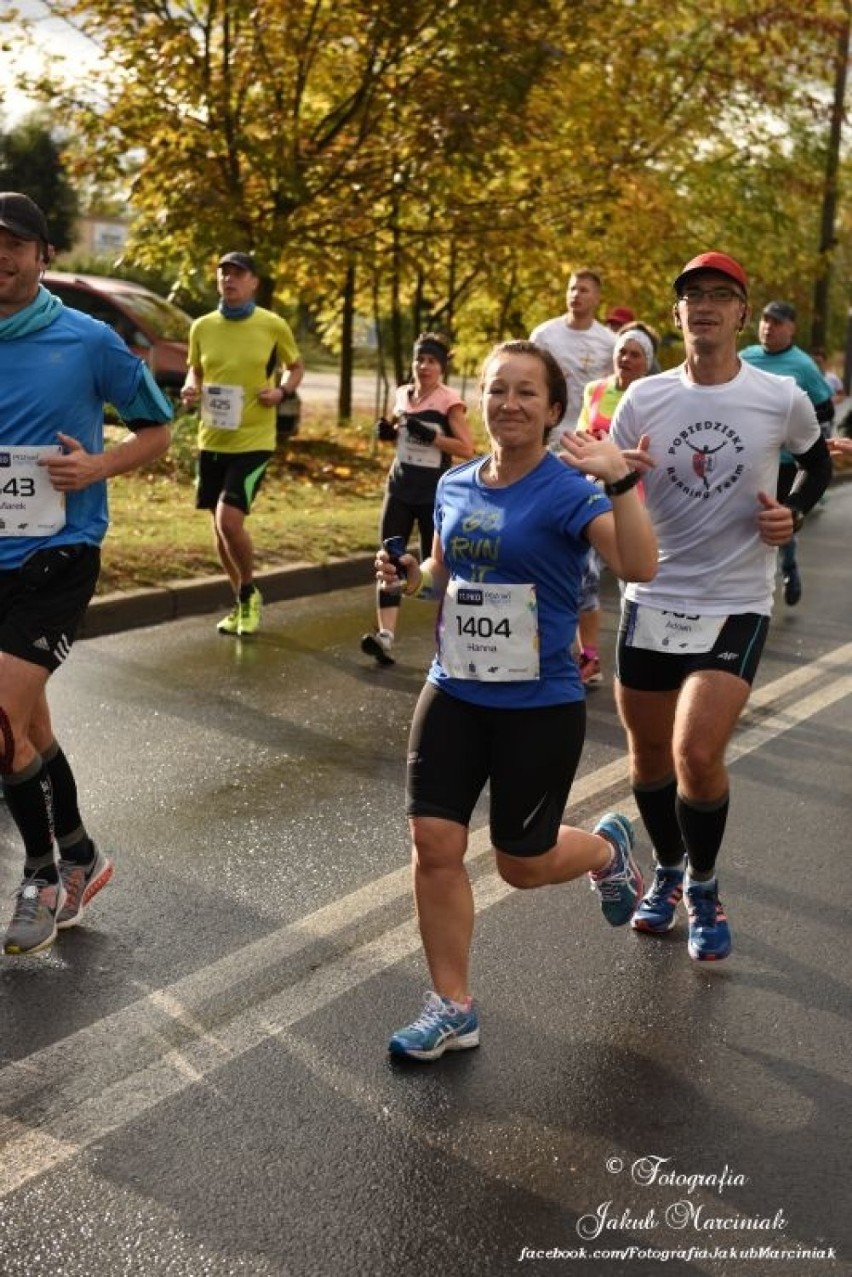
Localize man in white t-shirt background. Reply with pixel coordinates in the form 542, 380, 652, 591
530, 269, 616, 441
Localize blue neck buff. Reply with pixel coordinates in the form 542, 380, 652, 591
0, 284, 63, 341
218, 300, 256, 320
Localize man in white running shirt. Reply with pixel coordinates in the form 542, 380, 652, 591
602, 251, 832, 962
530, 269, 615, 440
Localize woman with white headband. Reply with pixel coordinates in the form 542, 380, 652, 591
574, 324, 657, 686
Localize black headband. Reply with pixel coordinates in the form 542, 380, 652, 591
414, 338, 449, 370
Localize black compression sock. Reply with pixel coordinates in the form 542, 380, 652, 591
42, 740, 86, 842
3, 755, 55, 869
633, 776, 686, 867
676, 791, 729, 878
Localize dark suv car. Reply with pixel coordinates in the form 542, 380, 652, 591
43, 271, 191, 393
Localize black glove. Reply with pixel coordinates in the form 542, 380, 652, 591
403, 414, 438, 445
375, 417, 397, 442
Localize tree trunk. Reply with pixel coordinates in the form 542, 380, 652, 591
388, 177, 406, 384
811, 2, 850, 349
412, 267, 424, 341
338, 258, 355, 422
372, 269, 390, 425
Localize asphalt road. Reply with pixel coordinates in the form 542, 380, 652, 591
0, 487, 850, 1277
298, 367, 478, 413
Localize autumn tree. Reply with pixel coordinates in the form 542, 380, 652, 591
31, 0, 557, 405
0, 113, 79, 251
20, 0, 851, 386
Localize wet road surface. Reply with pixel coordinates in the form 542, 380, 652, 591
0, 487, 850, 1276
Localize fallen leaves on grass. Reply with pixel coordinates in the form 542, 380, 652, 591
100, 414, 388, 593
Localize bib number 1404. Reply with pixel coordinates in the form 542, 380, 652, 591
455, 615, 512, 639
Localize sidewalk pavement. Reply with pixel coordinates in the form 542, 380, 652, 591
79, 553, 376, 639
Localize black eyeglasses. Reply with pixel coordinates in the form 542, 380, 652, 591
677, 286, 744, 304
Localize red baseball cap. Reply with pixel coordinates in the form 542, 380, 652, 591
673, 252, 748, 295
605, 305, 636, 326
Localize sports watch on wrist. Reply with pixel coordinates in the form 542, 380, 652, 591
604, 470, 641, 497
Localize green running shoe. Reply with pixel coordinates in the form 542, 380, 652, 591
237, 588, 263, 636
217, 603, 240, 635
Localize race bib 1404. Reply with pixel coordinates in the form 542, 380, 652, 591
438, 579, 539, 681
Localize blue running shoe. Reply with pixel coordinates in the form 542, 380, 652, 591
388, 991, 480, 1061
685, 880, 731, 961
632, 863, 685, 934
589, 812, 644, 927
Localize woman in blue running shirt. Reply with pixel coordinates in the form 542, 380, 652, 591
377, 340, 658, 1061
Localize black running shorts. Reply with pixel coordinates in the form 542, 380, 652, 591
195, 450, 273, 513
0, 543, 100, 672
616, 602, 770, 692
406, 683, 586, 857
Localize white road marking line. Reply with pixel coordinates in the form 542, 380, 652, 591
0, 648, 851, 1197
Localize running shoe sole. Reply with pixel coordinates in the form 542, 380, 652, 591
687, 932, 732, 962
688, 943, 731, 962
632, 912, 678, 934
57, 857, 114, 929
389, 1026, 480, 1061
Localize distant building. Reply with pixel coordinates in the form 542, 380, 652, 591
57, 213, 129, 262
